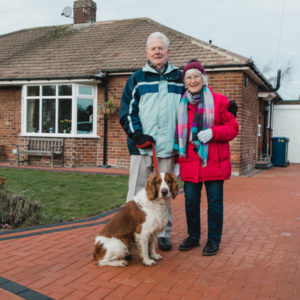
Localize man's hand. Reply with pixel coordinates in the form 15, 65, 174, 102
132, 134, 155, 149
197, 129, 213, 144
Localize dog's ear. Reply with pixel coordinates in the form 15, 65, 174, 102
145, 173, 159, 200
170, 173, 179, 199
165, 173, 179, 199
93, 241, 105, 261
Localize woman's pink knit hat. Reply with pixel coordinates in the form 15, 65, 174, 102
182, 59, 206, 79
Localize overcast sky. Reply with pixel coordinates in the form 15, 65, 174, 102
0, 0, 299, 100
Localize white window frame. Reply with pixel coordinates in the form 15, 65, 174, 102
21, 82, 98, 138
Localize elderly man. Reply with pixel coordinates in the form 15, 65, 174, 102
119, 32, 184, 251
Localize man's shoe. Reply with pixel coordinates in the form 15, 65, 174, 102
158, 237, 172, 251
202, 240, 219, 256
179, 236, 200, 251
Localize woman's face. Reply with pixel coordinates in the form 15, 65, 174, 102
184, 69, 203, 95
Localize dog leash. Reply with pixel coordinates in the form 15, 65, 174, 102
136, 141, 159, 174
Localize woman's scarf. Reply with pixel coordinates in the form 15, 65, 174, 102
174, 85, 214, 167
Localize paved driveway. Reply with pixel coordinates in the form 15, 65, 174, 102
0, 164, 299, 299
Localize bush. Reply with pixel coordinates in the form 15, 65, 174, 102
0, 187, 40, 227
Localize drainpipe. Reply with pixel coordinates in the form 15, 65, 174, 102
262, 102, 270, 154
260, 69, 281, 157
102, 82, 109, 167
268, 101, 274, 156
268, 69, 280, 156
95, 71, 110, 168
273, 69, 281, 91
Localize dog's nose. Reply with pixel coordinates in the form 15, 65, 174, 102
161, 189, 168, 196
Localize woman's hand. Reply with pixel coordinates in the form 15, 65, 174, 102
174, 163, 180, 177
197, 129, 213, 144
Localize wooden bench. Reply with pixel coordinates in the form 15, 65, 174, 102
16, 138, 64, 168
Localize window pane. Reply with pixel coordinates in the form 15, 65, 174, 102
59, 85, 72, 96
27, 99, 39, 132
58, 99, 72, 133
77, 98, 93, 134
42, 99, 56, 133
27, 86, 39, 96
79, 86, 93, 96
42, 85, 56, 96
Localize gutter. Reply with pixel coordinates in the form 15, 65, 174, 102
0, 75, 102, 85
0, 61, 280, 95
102, 62, 281, 96
205, 62, 275, 91
0, 61, 282, 97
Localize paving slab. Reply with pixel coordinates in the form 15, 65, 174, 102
0, 163, 299, 299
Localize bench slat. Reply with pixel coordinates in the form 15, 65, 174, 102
16, 138, 64, 168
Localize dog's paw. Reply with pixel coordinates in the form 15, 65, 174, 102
98, 259, 128, 267
143, 259, 156, 266
151, 253, 162, 261
119, 259, 128, 267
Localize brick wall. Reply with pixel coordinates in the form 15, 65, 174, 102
208, 71, 243, 175
0, 86, 22, 161
97, 76, 130, 168
207, 71, 263, 175
64, 138, 100, 167
240, 75, 260, 174
0, 70, 263, 174
101, 71, 258, 174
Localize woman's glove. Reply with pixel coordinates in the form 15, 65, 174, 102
174, 163, 180, 177
197, 129, 213, 144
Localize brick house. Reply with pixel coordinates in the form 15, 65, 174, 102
0, 0, 281, 175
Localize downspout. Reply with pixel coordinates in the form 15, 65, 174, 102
95, 72, 110, 168
268, 69, 281, 155
262, 102, 269, 154
102, 80, 109, 167
268, 101, 273, 156
260, 69, 281, 157
273, 69, 281, 92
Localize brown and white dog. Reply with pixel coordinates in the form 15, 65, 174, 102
93, 172, 178, 267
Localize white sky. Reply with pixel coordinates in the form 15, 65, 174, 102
0, 0, 299, 100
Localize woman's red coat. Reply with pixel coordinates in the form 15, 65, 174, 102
178, 88, 239, 183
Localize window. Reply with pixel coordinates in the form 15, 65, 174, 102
23, 84, 97, 136
77, 86, 94, 134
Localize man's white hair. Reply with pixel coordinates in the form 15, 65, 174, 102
146, 32, 170, 50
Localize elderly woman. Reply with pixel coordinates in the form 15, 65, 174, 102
175, 60, 239, 255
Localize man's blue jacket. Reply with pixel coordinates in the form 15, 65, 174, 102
119, 63, 184, 157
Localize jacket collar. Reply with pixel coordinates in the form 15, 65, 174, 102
143, 62, 179, 75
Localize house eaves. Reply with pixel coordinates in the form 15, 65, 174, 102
98, 62, 282, 100
0, 75, 102, 86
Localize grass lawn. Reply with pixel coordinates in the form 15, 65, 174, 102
0, 168, 128, 226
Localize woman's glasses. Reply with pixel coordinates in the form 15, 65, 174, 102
185, 74, 202, 82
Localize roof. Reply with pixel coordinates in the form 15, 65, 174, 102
0, 17, 278, 96
0, 18, 249, 79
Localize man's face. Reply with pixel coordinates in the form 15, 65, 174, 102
145, 37, 170, 69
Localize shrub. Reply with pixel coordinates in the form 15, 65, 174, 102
0, 187, 40, 227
